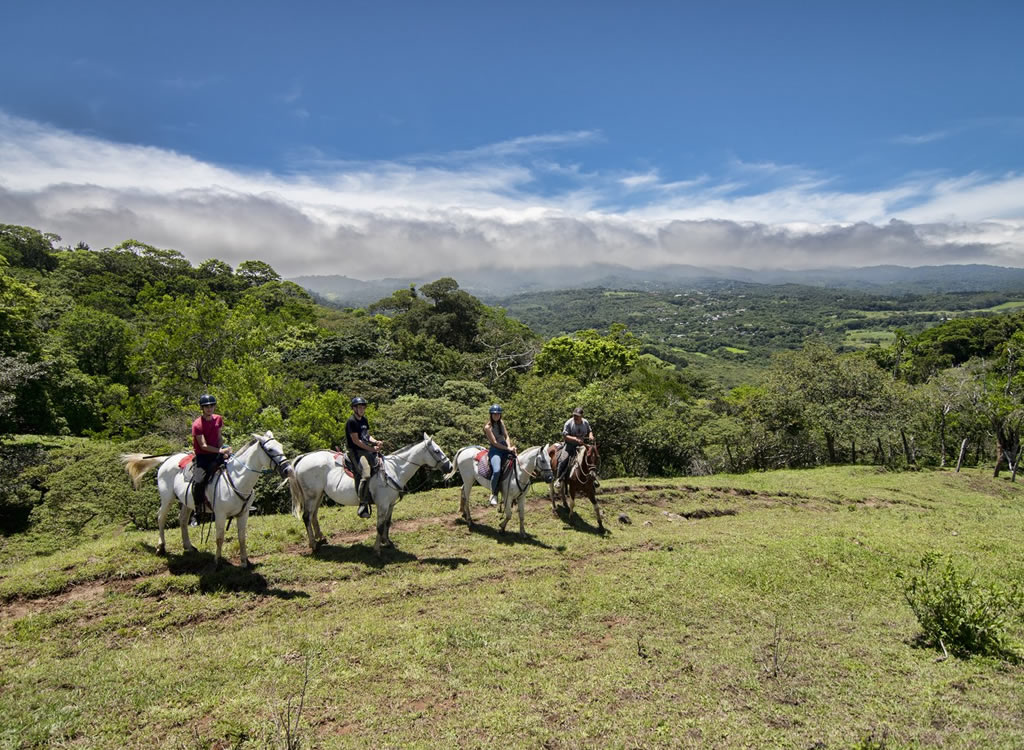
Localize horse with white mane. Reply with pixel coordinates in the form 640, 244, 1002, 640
288, 433, 452, 556
448, 445, 554, 536
121, 432, 292, 568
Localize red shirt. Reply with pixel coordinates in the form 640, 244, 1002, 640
192, 414, 223, 453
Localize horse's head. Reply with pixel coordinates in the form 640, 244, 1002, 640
421, 432, 453, 475
534, 445, 554, 483
254, 431, 292, 477
583, 442, 600, 472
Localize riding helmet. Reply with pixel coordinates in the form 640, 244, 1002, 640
198, 394, 217, 407
351, 396, 368, 408
489, 404, 503, 414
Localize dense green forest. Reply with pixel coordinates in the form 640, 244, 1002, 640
5, 222, 1024, 552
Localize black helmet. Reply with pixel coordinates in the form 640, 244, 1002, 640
351, 396, 367, 408
198, 394, 217, 407
489, 404, 503, 414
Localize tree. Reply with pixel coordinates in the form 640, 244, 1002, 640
235, 260, 282, 287
0, 257, 42, 355
534, 329, 639, 383
0, 224, 59, 272
55, 306, 136, 382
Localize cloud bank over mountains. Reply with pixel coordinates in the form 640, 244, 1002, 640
1, 112, 1022, 279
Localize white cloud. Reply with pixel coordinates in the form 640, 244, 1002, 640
1, 112, 1023, 278
891, 130, 952, 145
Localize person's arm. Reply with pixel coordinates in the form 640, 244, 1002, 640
195, 431, 229, 455
484, 423, 497, 448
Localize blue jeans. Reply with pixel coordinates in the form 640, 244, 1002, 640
488, 447, 509, 494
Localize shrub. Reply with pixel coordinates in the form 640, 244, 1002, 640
899, 552, 1022, 660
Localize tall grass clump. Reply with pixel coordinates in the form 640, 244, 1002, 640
899, 552, 1022, 660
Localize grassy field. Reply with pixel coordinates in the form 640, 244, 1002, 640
2, 467, 1023, 749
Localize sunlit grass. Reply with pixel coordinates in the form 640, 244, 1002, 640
2, 467, 1022, 748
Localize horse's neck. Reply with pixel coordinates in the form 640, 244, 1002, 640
225, 444, 264, 493
386, 442, 427, 485
519, 447, 538, 471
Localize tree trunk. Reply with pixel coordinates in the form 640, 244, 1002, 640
939, 412, 947, 468
900, 429, 916, 467
955, 439, 968, 472
825, 432, 836, 464
850, 440, 856, 465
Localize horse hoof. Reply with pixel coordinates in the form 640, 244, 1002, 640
243, 559, 255, 570
183, 545, 197, 554
155, 544, 166, 556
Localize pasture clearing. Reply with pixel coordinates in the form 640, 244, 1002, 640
1, 467, 1022, 748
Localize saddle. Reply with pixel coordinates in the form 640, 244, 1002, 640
333, 450, 381, 479
475, 449, 514, 482
178, 452, 196, 470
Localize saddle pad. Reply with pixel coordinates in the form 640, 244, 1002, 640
178, 453, 196, 470
476, 453, 491, 480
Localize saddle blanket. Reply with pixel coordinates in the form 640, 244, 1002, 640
178, 453, 196, 470
475, 449, 490, 479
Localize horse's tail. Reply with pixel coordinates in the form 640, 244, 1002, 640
121, 453, 168, 489
288, 470, 306, 519
442, 459, 460, 482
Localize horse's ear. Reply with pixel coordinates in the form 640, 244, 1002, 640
265, 430, 274, 439
423, 432, 431, 441
251, 433, 261, 441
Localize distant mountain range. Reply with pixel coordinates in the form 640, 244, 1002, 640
290, 264, 1024, 307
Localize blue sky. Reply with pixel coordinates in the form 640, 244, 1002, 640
1, 1, 1022, 277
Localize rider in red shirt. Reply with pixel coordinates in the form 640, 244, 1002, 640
192, 394, 232, 513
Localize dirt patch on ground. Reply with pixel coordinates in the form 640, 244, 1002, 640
0, 581, 110, 620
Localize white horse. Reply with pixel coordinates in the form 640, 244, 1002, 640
288, 433, 453, 556
122, 432, 292, 568
448, 445, 554, 536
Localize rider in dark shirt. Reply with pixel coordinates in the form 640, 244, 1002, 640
346, 396, 382, 519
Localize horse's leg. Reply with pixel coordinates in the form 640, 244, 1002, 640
179, 501, 195, 552
590, 487, 605, 533
311, 493, 327, 545
517, 490, 526, 537
214, 513, 228, 569
301, 505, 317, 551
374, 498, 390, 557
156, 495, 171, 555
567, 483, 577, 516
378, 499, 396, 548
461, 483, 473, 526
237, 511, 252, 568
498, 489, 511, 533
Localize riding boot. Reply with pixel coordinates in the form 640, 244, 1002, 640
357, 478, 372, 519
553, 462, 567, 492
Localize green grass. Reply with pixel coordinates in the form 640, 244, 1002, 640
2, 467, 1023, 748
844, 330, 898, 348
978, 300, 1024, 313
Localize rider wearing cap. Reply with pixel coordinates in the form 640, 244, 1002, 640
554, 406, 594, 491
484, 404, 516, 507
347, 396, 382, 519
192, 394, 232, 514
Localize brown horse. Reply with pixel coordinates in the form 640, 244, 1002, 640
548, 442, 604, 533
